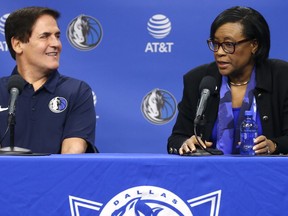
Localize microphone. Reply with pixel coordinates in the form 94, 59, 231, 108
188, 76, 223, 156
194, 76, 216, 125
7, 75, 25, 119
0, 74, 32, 155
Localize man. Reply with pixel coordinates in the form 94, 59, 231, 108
0, 6, 97, 154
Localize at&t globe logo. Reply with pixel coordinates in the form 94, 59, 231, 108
145, 14, 174, 53
147, 14, 171, 39
0, 13, 9, 52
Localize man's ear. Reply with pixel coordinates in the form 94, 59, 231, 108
11, 37, 23, 55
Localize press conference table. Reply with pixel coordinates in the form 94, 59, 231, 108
0, 153, 287, 216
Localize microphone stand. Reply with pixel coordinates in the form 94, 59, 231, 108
193, 115, 223, 155
0, 114, 32, 155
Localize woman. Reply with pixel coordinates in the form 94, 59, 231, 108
167, 6, 288, 155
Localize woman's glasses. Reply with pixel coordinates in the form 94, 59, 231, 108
207, 38, 251, 54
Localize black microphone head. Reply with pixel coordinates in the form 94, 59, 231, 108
199, 76, 217, 93
7, 75, 26, 94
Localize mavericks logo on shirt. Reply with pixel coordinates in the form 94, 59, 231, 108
49, 97, 68, 113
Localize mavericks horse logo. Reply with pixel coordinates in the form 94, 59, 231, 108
111, 197, 185, 215
100, 186, 193, 215
67, 15, 103, 51
141, 88, 177, 124
69, 187, 222, 216
49, 97, 68, 113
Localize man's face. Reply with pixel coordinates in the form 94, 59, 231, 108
19, 14, 62, 74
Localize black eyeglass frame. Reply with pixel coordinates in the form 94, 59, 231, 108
207, 38, 252, 54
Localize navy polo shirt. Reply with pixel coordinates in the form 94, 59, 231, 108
0, 67, 96, 153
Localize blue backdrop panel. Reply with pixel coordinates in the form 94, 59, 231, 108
0, 0, 287, 153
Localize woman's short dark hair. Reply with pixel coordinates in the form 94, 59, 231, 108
5, 6, 60, 60
210, 6, 270, 64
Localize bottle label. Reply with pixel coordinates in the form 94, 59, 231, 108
240, 132, 257, 155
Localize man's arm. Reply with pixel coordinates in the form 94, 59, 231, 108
61, 137, 87, 154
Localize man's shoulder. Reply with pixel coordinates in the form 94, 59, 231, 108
57, 74, 91, 89
0, 75, 10, 82
0, 76, 10, 91
54, 74, 93, 101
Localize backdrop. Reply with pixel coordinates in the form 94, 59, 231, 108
0, 0, 287, 153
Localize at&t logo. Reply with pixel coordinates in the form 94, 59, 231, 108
145, 14, 174, 53
0, 13, 9, 52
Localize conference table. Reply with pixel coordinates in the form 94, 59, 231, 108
0, 153, 287, 216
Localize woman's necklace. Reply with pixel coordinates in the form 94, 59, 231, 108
229, 80, 250, 86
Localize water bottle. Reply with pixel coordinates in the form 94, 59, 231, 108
240, 110, 258, 155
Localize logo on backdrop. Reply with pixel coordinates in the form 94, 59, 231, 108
147, 14, 171, 39
141, 88, 177, 125
67, 15, 103, 51
92, 90, 100, 120
92, 90, 97, 106
69, 186, 222, 215
0, 13, 9, 52
145, 14, 174, 53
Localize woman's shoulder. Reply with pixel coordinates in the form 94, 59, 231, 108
184, 62, 218, 78
265, 58, 288, 68
257, 59, 288, 78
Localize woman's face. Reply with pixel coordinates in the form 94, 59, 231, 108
213, 22, 258, 78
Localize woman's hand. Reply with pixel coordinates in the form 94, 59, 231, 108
253, 135, 277, 155
179, 135, 213, 155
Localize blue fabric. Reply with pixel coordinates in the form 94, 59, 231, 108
215, 69, 258, 154
0, 154, 287, 215
212, 104, 263, 150
233, 108, 241, 129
